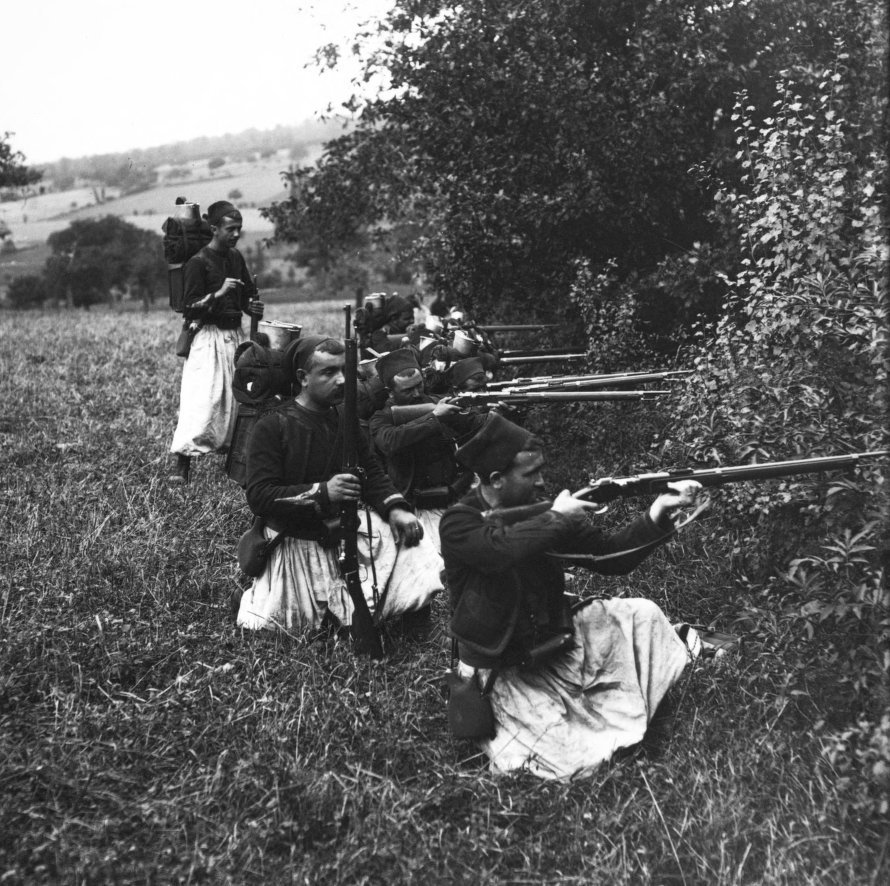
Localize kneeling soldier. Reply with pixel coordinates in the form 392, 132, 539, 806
236, 336, 443, 634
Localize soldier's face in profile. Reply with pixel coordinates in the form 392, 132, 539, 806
390, 371, 425, 405
299, 351, 346, 407
496, 450, 546, 507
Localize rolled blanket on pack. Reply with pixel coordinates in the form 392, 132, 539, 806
162, 216, 213, 264
232, 341, 291, 406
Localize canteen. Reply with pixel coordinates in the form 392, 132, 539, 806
365, 293, 386, 311
174, 201, 202, 225
258, 320, 302, 351
452, 329, 479, 357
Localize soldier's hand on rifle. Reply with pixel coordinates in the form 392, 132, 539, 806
649, 480, 702, 524
327, 473, 362, 504
433, 399, 463, 419
551, 489, 606, 519
389, 508, 423, 547
247, 299, 264, 318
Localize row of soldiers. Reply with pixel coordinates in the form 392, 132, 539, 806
167, 204, 710, 779
226, 302, 705, 779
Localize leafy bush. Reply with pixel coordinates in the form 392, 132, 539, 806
7, 274, 46, 309
666, 63, 888, 813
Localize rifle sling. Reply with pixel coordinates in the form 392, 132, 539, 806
548, 498, 710, 563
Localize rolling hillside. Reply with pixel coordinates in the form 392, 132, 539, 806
0, 139, 328, 252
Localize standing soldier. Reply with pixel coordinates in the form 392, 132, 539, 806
169, 201, 264, 484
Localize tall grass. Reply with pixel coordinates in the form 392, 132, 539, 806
0, 308, 885, 884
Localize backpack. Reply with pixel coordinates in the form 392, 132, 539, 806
162, 199, 213, 312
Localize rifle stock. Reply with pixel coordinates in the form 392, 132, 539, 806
483, 451, 890, 526
391, 402, 438, 425
340, 304, 385, 659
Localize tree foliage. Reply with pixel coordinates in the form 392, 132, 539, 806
43, 216, 166, 308
0, 132, 42, 189
265, 0, 878, 331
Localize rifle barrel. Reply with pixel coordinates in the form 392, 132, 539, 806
498, 347, 581, 358
499, 353, 586, 365
488, 369, 691, 390
577, 450, 890, 503
456, 390, 667, 405
477, 324, 561, 333
501, 373, 688, 393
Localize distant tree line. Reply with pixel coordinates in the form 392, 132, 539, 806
7, 217, 166, 310
38, 120, 344, 193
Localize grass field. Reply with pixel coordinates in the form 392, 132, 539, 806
1, 306, 886, 884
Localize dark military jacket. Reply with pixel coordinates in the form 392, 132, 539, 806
246, 400, 408, 539
439, 487, 669, 668
182, 245, 256, 326
368, 395, 462, 502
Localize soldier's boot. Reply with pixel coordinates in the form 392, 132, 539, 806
401, 604, 433, 642
168, 453, 191, 486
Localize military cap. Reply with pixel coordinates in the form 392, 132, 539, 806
376, 348, 421, 388
205, 200, 241, 226
455, 412, 538, 478
449, 357, 486, 389
284, 334, 340, 381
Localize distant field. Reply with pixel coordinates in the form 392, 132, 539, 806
0, 152, 318, 248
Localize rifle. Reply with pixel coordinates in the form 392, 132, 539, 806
494, 373, 691, 394
496, 347, 583, 359
390, 390, 667, 425
498, 353, 587, 365
488, 369, 692, 391
484, 451, 890, 525
476, 324, 561, 333
249, 274, 259, 342
340, 304, 385, 659
452, 390, 667, 406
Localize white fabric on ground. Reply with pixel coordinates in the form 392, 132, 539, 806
237, 508, 443, 631
462, 598, 691, 780
171, 324, 244, 455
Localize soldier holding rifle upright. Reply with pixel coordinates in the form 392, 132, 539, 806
440, 413, 702, 779
169, 200, 264, 485
235, 336, 443, 636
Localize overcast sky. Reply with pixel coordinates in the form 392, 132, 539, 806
3, 0, 393, 164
